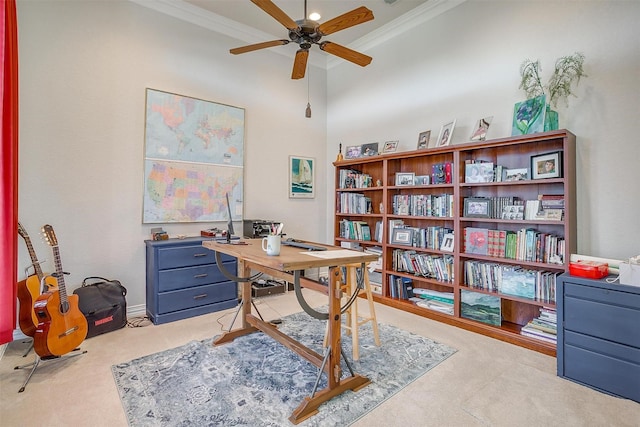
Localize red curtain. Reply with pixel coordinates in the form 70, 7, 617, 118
1, 0, 19, 345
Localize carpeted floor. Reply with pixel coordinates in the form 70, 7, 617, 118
112, 310, 456, 426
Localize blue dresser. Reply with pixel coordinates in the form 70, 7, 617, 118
557, 273, 640, 402
145, 237, 238, 325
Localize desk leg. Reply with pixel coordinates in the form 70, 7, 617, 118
288, 266, 371, 424
213, 259, 258, 345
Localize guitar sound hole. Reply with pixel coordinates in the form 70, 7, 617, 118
59, 301, 70, 314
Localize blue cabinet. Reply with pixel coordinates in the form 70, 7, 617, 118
557, 273, 640, 402
145, 237, 238, 324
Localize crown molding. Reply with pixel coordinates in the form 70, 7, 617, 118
130, 0, 466, 71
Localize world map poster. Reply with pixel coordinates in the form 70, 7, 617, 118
143, 89, 244, 223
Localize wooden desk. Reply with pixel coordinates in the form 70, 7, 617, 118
202, 239, 379, 424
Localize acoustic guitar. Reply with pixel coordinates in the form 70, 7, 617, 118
17, 222, 58, 337
33, 225, 88, 358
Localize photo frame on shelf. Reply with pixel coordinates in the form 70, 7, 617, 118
414, 175, 430, 185
289, 156, 315, 199
504, 167, 529, 181
345, 145, 361, 159
470, 116, 493, 141
463, 197, 491, 218
417, 130, 431, 149
391, 228, 414, 246
395, 172, 415, 186
382, 140, 399, 153
531, 151, 562, 179
361, 142, 379, 156
440, 233, 455, 252
436, 120, 456, 147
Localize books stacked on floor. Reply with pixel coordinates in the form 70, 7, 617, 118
411, 288, 454, 315
521, 307, 557, 344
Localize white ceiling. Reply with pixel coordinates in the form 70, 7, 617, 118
182, 0, 431, 46
132, 0, 464, 68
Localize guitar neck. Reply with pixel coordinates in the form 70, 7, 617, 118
51, 245, 68, 303
18, 223, 44, 279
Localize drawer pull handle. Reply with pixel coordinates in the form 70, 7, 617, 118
194, 274, 208, 279
193, 294, 207, 300
193, 253, 208, 258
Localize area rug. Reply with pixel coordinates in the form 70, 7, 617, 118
112, 310, 456, 426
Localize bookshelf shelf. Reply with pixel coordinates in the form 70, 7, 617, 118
333, 130, 576, 356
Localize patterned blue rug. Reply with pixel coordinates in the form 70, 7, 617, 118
112, 310, 456, 426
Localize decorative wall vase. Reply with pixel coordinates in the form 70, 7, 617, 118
544, 105, 559, 131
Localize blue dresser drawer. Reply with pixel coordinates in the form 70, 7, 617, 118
157, 244, 235, 269
564, 282, 640, 348
158, 262, 235, 292
158, 281, 237, 313
564, 330, 640, 401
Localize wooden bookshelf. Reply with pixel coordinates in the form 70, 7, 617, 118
333, 130, 576, 356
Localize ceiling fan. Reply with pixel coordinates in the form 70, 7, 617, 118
230, 0, 374, 79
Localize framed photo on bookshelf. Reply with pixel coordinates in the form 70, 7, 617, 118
361, 142, 379, 156
531, 151, 562, 179
382, 140, 398, 153
440, 233, 455, 252
436, 119, 456, 147
345, 145, 361, 159
391, 228, 414, 246
395, 172, 415, 186
417, 130, 431, 149
464, 197, 491, 218
504, 167, 528, 181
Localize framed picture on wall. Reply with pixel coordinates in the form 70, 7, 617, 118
289, 156, 315, 198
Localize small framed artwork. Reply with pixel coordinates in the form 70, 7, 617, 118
504, 167, 529, 181
417, 130, 431, 149
512, 95, 546, 135
470, 116, 493, 141
436, 119, 456, 147
391, 228, 414, 246
382, 140, 399, 153
440, 233, 455, 252
361, 142, 379, 156
531, 151, 562, 179
345, 145, 361, 159
395, 172, 415, 186
414, 175, 430, 185
463, 197, 491, 218
289, 156, 315, 199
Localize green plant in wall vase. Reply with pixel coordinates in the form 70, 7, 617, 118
519, 52, 587, 131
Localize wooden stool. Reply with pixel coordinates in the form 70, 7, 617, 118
324, 263, 380, 360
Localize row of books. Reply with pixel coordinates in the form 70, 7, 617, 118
388, 275, 414, 300
392, 194, 454, 217
392, 250, 454, 282
337, 192, 372, 214
463, 260, 558, 303
464, 227, 565, 265
339, 220, 371, 241
411, 288, 454, 315
521, 307, 557, 344
338, 169, 373, 189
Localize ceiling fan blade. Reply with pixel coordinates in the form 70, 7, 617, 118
317, 6, 374, 36
251, 0, 299, 31
319, 42, 372, 67
291, 49, 309, 80
230, 40, 290, 55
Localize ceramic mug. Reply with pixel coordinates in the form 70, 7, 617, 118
262, 235, 281, 256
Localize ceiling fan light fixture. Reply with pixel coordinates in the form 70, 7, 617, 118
308, 12, 321, 21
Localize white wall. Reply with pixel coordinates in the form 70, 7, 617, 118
16, 0, 327, 310
326, 0, 640, 261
